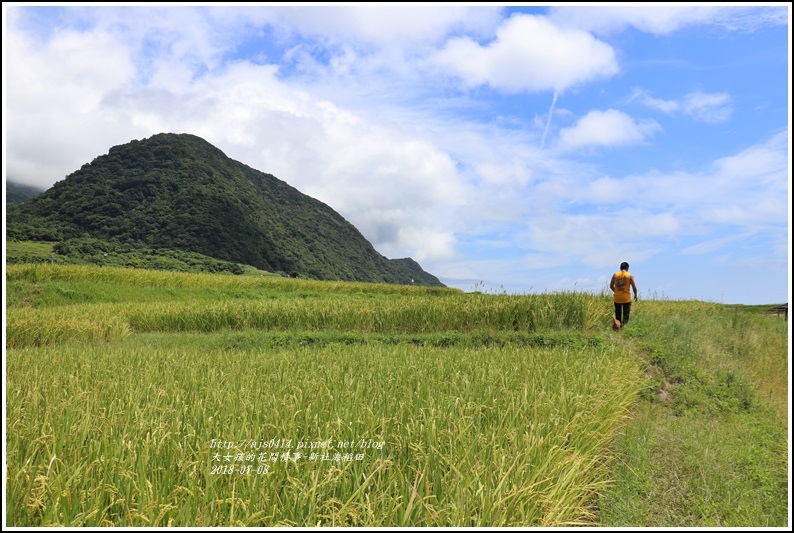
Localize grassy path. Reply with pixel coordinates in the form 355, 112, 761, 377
598, 305, 789, 527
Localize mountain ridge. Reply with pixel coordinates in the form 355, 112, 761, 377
6, 133, 445, 286
5, 181, 44, 206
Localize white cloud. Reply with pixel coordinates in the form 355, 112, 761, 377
261, 5, 502, 48
5, 24, 143, 188
629, 87, 680, 113
630, 88, 732, 123
517, 129, 788, 275
573, 131, 788, 227
681, 92, 732, 123
682, 232, 756, 256
522, 210, 669, 271
697, 131, 789, 225
584, 176, 624, 203
475, 161, 533, 187
547, 5, 788, 36
555, 109, 661, 151
433, 14, 618, 93
713, 130, 788, 182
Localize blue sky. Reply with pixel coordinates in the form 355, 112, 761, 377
3, 3, 791, 304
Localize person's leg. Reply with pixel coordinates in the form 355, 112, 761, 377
623, 302, 631, 325
614, 302, 622, 323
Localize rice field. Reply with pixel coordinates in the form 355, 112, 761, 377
3, 264, 660, 525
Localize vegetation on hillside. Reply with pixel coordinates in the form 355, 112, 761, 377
5, 133, 443, 286
5, 238, 252, 275
5, 181, 44, 206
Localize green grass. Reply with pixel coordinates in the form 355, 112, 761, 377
599, 403, 788, 527
5, 240, 57, 261
5, 264, 789, 526
598, 301, 789, 526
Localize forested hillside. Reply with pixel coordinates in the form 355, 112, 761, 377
5, 181, 43, 206
6, 133, 443, 286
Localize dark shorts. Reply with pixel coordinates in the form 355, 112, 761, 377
615, 302, 632, 325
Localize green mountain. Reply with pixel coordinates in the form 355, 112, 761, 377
6, 133, 444, 286
5, 181, 44, 206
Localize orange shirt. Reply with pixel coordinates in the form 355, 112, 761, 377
613, 271, 633, 303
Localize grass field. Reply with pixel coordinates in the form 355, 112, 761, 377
4, 264, 789, 526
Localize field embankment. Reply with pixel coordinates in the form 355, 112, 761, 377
5, 264, 788, 526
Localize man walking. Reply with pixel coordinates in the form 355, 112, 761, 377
610, 262, 638, 327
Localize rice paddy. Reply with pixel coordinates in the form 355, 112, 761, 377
5, 264, 787, 526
